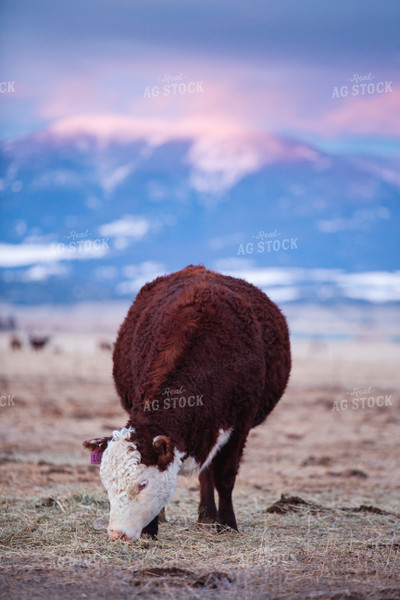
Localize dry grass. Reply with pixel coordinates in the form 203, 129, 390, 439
1, 336, 400, 599
1, 487, 399, 599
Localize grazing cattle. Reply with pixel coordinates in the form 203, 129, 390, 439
10, 335, 22, 350
84, 265, 291, 541
29, 335, 50, 351
98, 340, 113, 352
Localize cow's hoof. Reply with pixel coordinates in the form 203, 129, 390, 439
141, 532, 157, 540
197, 507, 217, 524
197, 515, 217, 525
216, 522, 239, 534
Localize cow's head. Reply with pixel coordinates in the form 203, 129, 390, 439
83, 427, 182, 541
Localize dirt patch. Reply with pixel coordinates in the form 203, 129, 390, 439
130, 567, 233, 588
265, 494, 324, 514
301, 455, 333, 466
340, 505, 400, 518
327, 468, 369, 478
266, 494, 400, 520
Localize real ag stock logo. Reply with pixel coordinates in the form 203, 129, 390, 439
237, 230, 298, 256
332, 387, 393, 412
332, 73, 392, 99
0, 394, 15, 407
0, 81, 15, 94
50, 229, 109, 256
144, 73, 204, 99
143, 387, 204, 412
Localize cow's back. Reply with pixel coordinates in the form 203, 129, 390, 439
113, 265, 290, 431
113, 265, 210, 411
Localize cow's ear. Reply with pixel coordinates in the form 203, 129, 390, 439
153, 435, 173, 469
83, 436, 112, 452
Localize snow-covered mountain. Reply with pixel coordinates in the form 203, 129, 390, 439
1, 124, 399, 305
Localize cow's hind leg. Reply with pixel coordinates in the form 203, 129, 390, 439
198, 467, 217, 524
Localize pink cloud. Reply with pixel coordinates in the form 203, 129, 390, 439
297, 86, 400, 137
7, 38, 399, 148
34, 61, 400, 195
45, 112, 326, 194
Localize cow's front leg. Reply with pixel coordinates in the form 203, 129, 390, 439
198, 467, 217, 523
141, 514, 158, 538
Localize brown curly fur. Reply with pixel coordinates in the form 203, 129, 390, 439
112, 265, 290, 526
86, 265, 291, 532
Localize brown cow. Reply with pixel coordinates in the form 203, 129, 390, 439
29, 336, 50, 350
10, 335, 22, 350
84, 265, 291, 541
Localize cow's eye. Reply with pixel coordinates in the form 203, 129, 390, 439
138, 480, 148, 491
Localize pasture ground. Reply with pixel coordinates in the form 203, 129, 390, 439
1, 334, 399, 599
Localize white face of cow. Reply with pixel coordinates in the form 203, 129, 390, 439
99, 428, 182, 541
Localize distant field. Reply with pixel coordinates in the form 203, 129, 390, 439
1, 334, 399, 599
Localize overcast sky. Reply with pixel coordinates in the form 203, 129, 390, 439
1, 0, 399, 152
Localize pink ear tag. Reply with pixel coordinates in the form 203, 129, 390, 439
90, 451, 103, 465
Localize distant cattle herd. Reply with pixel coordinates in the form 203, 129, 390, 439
8, 335, 113, 352
9, 335, 51, 351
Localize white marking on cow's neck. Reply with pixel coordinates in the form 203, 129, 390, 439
170, 448, 185, 479
179, 428, 233, 476
201, 428, 232, 471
